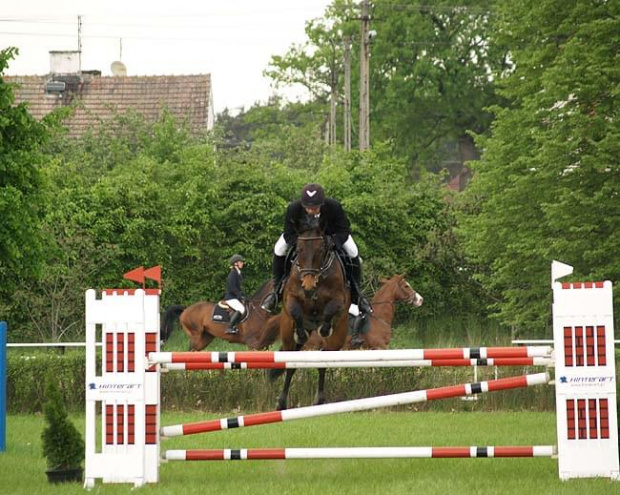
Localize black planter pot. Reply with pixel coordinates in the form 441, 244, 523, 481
45, 467, 83, 484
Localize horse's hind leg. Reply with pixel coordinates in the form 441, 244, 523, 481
187, 327, 214, 351
314, 368, 327, 405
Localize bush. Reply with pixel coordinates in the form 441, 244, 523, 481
7, 352, 85, 413
41, 373, 85, 470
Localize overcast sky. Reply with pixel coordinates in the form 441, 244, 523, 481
0, 0, 332, 113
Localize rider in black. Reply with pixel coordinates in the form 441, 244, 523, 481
261, 183, 372, 316
224, 254, 246, 334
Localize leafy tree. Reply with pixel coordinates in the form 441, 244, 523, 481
319, 145, 485, 317
457, 0, 620, 332
215, 98, 327, 172
11, 110, 213, 340
369, 0, 500, 169
266, 0, 502, 174
0, 47, 52, 317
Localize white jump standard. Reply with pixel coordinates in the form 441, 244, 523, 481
83, 288, 161, 488
83, 261, 619, 486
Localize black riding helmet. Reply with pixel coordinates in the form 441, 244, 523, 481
300, 183, 325, 207
229, 254, 245, 265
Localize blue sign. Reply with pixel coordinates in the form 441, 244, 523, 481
0, 321, 6, 453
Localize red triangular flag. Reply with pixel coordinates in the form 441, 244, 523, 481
123, 266, 145, 285
144, 265, 162, 284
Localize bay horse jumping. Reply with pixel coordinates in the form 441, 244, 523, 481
271, 223, 350, 410
160, 280, 279, 351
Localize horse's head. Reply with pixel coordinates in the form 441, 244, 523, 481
381, 275, 424, 307
295, 226, 329, 292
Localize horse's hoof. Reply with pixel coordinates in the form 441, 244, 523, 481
294, 330, 308, 345
319, 325, 332, 338
276, 401, 287, 411
350, 335, 364, 348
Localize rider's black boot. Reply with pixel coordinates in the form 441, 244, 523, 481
350, 256, 373, 315
261, 254, 286, 313
226, 311, 242, 334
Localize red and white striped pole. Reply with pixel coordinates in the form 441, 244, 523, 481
161, 372, 549, 438
150, 346, 552, 366
164, 445, 556, 461
161, 356, 552, 371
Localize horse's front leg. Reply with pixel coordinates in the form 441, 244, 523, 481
318, 299, 343, 338
289, 298, 309, 345
314, 368, 327, 405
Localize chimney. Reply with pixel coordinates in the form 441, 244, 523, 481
49, 51, 81, 75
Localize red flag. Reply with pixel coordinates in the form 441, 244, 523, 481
144, 265, 162, 284
123, 266, 145, 285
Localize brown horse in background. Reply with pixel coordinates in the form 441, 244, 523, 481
271, 224, 350, 410
316, 274, 423, 349
160, 280, 279, 351
257, 275, 424, 350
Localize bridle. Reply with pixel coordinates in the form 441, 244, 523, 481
295, 235, 336, 280
370, 284, 419, 306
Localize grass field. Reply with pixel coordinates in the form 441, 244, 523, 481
3, 411, 619, 494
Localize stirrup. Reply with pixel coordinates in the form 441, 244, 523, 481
350, 333, 365, 348
261, 292, 278, 312
226, 326, 239, 335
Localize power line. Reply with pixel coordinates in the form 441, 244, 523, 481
0, 30, 299, 43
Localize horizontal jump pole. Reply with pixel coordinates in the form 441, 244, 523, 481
150, 346, 553, 365
161, 356, 553, 371
164, 445, 557, 461
161, 372, 549, 438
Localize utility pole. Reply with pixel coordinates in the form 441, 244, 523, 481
343, 36, 352, 152
329, 50, 338, 146
77, 15, 82, 74
359, 0, 370, 150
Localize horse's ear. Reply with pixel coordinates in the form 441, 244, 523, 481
379, 277, 388, 285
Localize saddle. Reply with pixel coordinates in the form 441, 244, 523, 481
211, 301, 251, 324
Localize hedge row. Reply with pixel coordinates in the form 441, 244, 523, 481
7, 353, 558, 414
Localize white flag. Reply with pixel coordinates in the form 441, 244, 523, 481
551, 260, 573, 286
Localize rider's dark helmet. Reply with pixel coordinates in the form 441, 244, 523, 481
300, 183, 325, 207
229, 254, 245, 265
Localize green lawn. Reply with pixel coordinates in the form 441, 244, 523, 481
3, 411, 618, 494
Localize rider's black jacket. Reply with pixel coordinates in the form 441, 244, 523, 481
225, 268, 244, 301
282, 198, 351, 248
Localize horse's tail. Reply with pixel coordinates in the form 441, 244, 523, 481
160, 305, 186, 342
251, 314, 282, 350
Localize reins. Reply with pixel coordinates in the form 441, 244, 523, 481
295, 235, 337, 281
